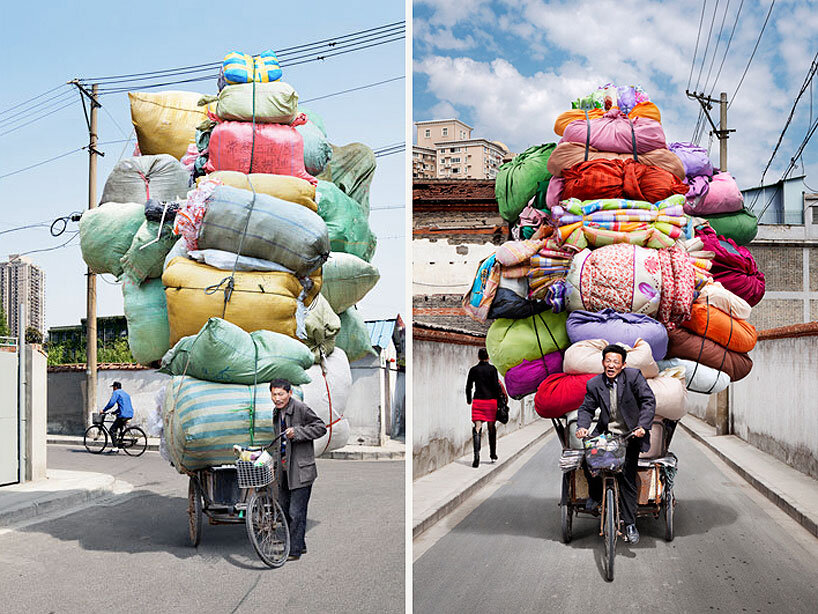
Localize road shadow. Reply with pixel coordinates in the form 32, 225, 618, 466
17, 489, 320, 570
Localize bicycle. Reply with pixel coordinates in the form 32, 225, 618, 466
83, 412, 148, 457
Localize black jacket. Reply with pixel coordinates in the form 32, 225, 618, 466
576, 367, 656, 453
466, 362, 502, 404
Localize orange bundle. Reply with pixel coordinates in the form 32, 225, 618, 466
546, 141, 685, 179
561, 159, 688, 203
680, 301, 757, 353
553, 101, 662, 136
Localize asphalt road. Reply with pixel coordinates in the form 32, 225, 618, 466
0, 445, 404, 613
413, 428, 818, 614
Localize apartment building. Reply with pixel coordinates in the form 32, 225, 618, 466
0, 254, 45, 338
413, 119, 510, 180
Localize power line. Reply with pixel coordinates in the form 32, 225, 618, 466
301, 75, 404, 104
701, 0, 730, 96
0, 87, 74, 125
694, 0, 720, 92
0, 99, 77, 137
688, 0, 708, 91
0, 83, 69, 117
18, 231, 80, 257
707, 0, 745, 96
729, 0, 775, 109
0, 147, 83, 180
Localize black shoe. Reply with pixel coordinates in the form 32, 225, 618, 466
472, 428, 482, 468
287, 554, 301, 561
625, 524, 640, 545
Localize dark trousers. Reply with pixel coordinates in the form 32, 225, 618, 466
585, 438, 642, 526
279, 471, 312, 555
110, 417, 128, 446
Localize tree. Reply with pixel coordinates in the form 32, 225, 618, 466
0, 305, 10, 338
25, 326, 43, 344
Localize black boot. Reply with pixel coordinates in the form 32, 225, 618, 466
488, 424, 497, 462
472, 428, 482, 468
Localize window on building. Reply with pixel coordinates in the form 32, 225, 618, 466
442, 128, 448, 136
450, 147, 459, 152
452, 167, 459, 173
425, 129, 430, 138
460, 131, 466, 139
451, 157, 461, 163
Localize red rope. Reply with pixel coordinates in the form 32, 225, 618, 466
138, 171, 150, 200
320, 367, 335, 456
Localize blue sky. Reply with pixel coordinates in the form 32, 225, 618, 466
0, 0, 405, 329
414, 0, 818, 201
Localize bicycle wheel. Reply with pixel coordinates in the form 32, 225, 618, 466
188, 478, 203, 547
83, 425, 108, 454
603, 485, 616, 581
560, 472, 573, 544
246, 490, 290, 568
664, 487, 675, 542
121, 427, 148, 457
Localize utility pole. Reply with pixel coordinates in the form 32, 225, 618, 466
686, 90, 734, 435
70, 81, 103, 427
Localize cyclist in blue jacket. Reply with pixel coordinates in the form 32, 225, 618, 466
101, 381, 134, 452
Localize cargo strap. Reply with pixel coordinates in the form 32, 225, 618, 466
530, 312, 562, 377
628, 118, 639, 163
318, 355, 342, 456
583, 110, 590, 161
688, 297, 733, 394
137, 171, 151, 200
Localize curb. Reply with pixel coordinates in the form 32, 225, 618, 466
413, 424, 552, 539
326, 450, 405, 460
679, 420, 818, 539
48, 436, 160, 452
0, 475, 117, 529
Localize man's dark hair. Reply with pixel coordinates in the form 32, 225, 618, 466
601, 344, 627, 363
478, 348, 489, 361
269, 379, 291, 392
112, 381, 122, 390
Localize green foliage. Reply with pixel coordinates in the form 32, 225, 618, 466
0, 305, 10, 338
46, 338, 136, 365
25, 327, 43, 344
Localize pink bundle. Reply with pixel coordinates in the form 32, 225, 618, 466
561, 108, 667, 155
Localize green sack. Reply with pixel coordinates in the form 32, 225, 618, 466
486, 311, 569, 376
295, 118, 333, 176
336, 307, 376, 362
702, 208, 758, 246
207, 82, 298, 123
321, 252, 380, 314
495, 143, 556, 223
122, 278, 170, 365
80, 202, 146, 278
120, 220, 178, 284
300, 107, 327, 136
163, 376, 276, 472
159, 317, 313, 385
304, 294, 341, 362
317, 143, 376, 214
316, 180, 377, 262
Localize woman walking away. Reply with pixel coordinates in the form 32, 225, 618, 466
466, 348, 505, 468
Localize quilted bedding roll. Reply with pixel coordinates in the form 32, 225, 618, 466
680, 302, 757, 353
546, 142, 685, 180
560, 159, 688, 204
666, 327, 752, 381
534, 373, 596, 419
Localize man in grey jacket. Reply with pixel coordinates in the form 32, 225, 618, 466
575, 344, 656, 545
269, 379, 327, 561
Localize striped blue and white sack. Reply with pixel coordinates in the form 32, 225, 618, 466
220, 50, 282, 88
163, 376, 276, 472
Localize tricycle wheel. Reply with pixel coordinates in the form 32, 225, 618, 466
664, 487, 675, 542
603, 486, 616, 581
188, 478, 203, 547
246, 490, 290, 568
560, 473, 573, 544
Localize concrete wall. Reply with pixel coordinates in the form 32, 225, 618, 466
413, 239, 496, 296
25, 346, 47, 481
47, 368, 170, 435
413, 339, 538, 479
729, 335, 818, 480
346, 354, 383, 446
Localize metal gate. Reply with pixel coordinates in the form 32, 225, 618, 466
0, 342, 19, 485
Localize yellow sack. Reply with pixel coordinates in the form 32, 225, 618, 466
199, 171, 317, 211
162, 257, 321, 344
129, 91, 209, 160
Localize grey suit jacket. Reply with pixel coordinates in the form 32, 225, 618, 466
277, 397, 327, 490
576, 367, 656, 453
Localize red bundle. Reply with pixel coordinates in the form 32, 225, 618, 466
534, 372, 596, 419
562, 158, 688, 203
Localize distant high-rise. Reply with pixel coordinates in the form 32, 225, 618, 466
413, 119, 513, 180
0, 254, 45, 338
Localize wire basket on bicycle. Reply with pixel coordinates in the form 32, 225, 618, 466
236, 457, 275, 489
92, 412, 105, 425
583, 433, 627, 476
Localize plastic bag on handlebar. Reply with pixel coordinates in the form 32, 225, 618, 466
583, 433, 627, 476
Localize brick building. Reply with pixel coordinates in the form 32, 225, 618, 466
413, 119, 510, 180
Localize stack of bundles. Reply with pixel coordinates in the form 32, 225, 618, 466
474, 83, 766, 429
295, 348, 353, 454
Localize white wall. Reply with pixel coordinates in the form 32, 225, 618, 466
94, 369, 170, 432
413, 339, 538, 478
25, 346, 47, 481
413, 239, 496, 295
346, 353, 382, 446
730, 335, 818, 480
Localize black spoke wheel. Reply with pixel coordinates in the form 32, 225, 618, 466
188, 478, 203, 547
246, 490, 290, 568
603, 486, 616, 582
121, 427, 148, 457
83, 425, 108, 454
560, 472, 573, 544
664, 487, 675, 542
